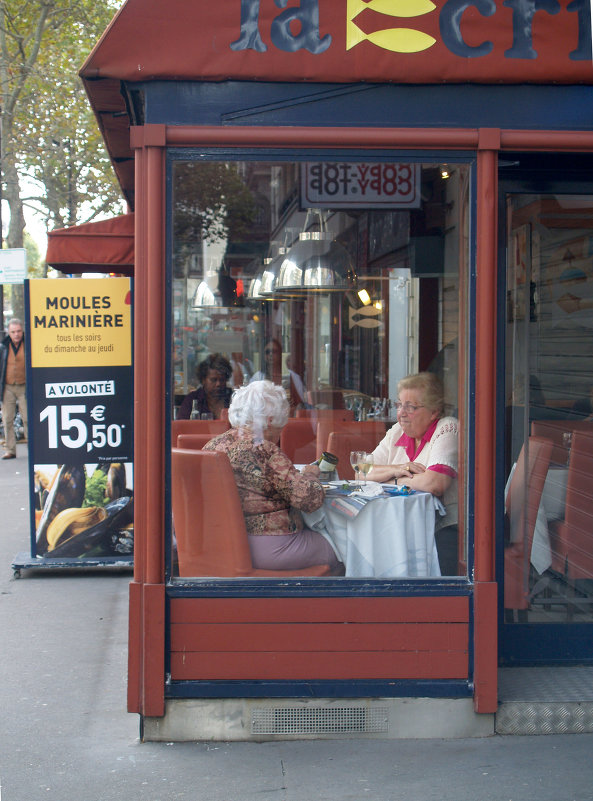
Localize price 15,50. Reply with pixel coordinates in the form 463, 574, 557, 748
39, 404, 124, 452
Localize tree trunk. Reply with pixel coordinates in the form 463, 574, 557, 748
3, 160, 26, 321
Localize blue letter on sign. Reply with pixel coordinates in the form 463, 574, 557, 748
439, 0, 496, 57
271, 0, 331, 54
504, 0, 560, 60
231, 0, 267, 52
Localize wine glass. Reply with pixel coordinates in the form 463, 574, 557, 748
358, 452, 374, 486
350, 450, 364, 485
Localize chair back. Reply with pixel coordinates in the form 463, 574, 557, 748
280, 418, 317, 463
171, 448, 333, 578
504, 435, 553, 609
531, 419, 593, 466
506, 435, 553, 548
177, 433, 217, 450
315, 419, 387, 460
550, 431, 593, 579
172, 418, 229, 445
172, 448, 253, 577
327, 430, 386, 481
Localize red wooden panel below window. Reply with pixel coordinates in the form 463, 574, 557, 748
170, 622, 468, 653
170, 595, 469, 625
170, 649, 468, 682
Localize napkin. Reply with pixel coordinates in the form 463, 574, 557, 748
350, 481, 383, 498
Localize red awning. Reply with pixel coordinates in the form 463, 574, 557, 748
46, 214, 134, 276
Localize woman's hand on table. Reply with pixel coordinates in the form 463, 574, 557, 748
368, 462, 425, 483
397, 467, 451, 496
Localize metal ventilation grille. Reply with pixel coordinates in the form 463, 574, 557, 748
251, 705, 389, 735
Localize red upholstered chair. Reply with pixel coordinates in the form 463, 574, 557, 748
280, 418, 318, 464
531, 420, 593, 466
504, 435, 553, 612
171, 448, 332, 578
327, 430, 386, 481
549, 431, 593, 585
315, 419, 387, 461
177, 433, 217, 450
171, 418, 229, 445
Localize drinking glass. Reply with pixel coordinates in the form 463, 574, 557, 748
358, 452, 374, 485
350, 450, 364, 485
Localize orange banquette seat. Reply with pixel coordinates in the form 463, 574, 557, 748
171, 448, 333, 578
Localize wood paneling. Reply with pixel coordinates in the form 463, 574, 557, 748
169, 596, 470, 682
170, 596, 469, 624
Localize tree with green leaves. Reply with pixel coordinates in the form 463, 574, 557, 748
0, 0, 124, 318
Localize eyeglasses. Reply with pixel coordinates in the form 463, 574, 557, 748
394, 402, 425, 414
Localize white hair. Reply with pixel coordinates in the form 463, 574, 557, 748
228, 380, 289, 442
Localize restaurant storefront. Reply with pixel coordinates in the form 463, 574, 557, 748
80, 0, 593, 739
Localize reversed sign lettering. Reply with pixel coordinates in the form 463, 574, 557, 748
302, 163, 421, 208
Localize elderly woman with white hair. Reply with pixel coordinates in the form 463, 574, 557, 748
203, 380, 342, 573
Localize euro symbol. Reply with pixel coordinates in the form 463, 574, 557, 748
90, 405, 106, 422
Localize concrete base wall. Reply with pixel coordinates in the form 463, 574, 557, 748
142, 698, 495, 742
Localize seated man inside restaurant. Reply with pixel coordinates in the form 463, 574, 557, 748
177, 353, 233, 420
368, 372, 459, 575
203, 380, 343, 573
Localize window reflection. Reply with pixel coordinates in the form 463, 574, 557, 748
505, 193, 593, 622
170, 159, 469, 580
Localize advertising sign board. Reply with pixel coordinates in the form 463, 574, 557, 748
25, 278, 134, 563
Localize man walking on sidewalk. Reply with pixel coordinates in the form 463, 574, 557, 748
1, 318, 28, 460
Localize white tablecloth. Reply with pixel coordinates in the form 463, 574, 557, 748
542, 467, 568, 521
303, 491, 444, 578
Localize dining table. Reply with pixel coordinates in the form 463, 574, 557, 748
302, 482, 444, 578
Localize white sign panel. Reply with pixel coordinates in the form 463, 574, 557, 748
0, 248, 27, 284
302, 163, 421, 209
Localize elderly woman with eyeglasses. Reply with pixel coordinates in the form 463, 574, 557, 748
368, 372, 459, 574
203, 380, 343, 573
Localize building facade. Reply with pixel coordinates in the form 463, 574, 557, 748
80, 0, 593, 739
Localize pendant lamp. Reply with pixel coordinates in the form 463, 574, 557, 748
191, 265, 241, 308
274, 209, 356, 294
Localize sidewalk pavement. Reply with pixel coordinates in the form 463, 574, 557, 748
1, 447, 593, 801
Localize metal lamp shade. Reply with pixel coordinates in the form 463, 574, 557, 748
191, 271, 240, 308
275, 232, 355, 293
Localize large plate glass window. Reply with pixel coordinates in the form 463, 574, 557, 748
169, 157, 470, 581
504, 192, 593, 628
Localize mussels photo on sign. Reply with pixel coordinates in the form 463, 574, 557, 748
34, 462, 134, 558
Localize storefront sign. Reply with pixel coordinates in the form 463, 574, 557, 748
302, 163, 421, 209
82, 0, 593, 87
231, 0, 590, 68
26, 278, 134, 562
